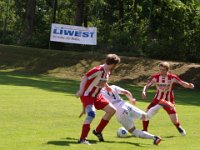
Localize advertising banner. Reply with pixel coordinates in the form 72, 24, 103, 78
50, 23, 97, 45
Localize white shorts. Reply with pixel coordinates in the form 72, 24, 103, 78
115, 102, 146, 130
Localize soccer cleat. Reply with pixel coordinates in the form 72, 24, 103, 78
78, 139, 91, 145
158, 99, 174, 109
177, 126, 186, 136
93, 130, 104, 142
153, 136, 161, 145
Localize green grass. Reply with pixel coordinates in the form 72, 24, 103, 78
0, 70, 200, 150
0, 44, 105, 74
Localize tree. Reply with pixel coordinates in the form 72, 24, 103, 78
52, 0, 57, 23
19, 0, 36, 45
118, 0, 124, 30
75, 0, 84, 26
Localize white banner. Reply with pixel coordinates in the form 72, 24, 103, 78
50, 23, 97, 45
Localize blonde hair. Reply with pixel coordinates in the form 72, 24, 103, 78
159, 62, 170, 70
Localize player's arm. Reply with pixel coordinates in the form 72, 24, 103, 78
105, 82, 112, 92
174, 75, 194, 89
76, 75, 88, 97
79, 104, 85, 118
179, 81, 194, 89
142, 76, 154, 99
142, 84, 149, 99
121, 90, 136, 105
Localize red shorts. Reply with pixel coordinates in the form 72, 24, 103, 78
80, 94, 109, 110
147, 98, 176, 114
80, 96, 95, 108
94, 94, 109, 110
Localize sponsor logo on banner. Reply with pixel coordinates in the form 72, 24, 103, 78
50, 23, 97, 45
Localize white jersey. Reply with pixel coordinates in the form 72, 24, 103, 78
101, 85, 125, 108
101, 85, 146, 130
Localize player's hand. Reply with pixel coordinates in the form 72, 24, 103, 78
189, 83, 194, 89
141, 92, 146, 99
130, 98, 136, 105
106, 86, 112, 93
79, 110, 85, 118
75, 90, 82, 98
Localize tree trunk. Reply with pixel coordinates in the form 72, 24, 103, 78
83, 2, 88, 27
52, 0, 57, 23
133, 0, 138, 25
75, 0, 84, 26
118, 0, 124, 30
19, 0, 36, 45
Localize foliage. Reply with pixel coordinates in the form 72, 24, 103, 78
0, 0, 199, 62
143, 0, 200, 62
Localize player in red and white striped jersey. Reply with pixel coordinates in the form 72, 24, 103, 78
142, 61, 194, 136
76, 54, 120, 145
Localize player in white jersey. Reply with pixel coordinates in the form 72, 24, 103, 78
142, 61, 194, 135
100, 85, 162, 145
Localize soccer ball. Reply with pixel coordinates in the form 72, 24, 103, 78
117, 127, 128, 138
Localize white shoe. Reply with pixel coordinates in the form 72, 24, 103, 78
78, 139, 91, 145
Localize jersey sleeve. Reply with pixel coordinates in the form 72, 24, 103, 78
172, 74, 184, 84
146, 75, 156, 87
86, 67, 102, 80
113, 85, 126, 94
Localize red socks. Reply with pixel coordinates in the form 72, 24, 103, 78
174, 122, 180, 128
96, 119, 109, 133
143, 120, 149, 131
80, 124, 90, 140
80, 119, 109, 140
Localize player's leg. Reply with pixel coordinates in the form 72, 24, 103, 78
130, 127, 161, 145
100, 102, 116, 120
93, 95, 116, 141
169, 113, 186, 136
94, 103, 116, 133
164, 106, 186, 136
143, 100, 158, 131
158, 99, 175, 109
118, 103, 161, 145
144, 105, 162, 121
144, 99, 176, 121
78, 104, 96, 145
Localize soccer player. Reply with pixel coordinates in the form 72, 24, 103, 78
76, 54, 120, 145
142, 61, 194, 135
100, 85, 162, 145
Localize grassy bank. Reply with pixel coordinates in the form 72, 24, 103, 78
0, 44, 200, 88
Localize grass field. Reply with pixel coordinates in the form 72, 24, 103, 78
0, 70, 200, 150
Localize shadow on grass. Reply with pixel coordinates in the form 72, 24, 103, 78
0, 71, 79, 94
0, 70, 199, 106
104, 140, 149, 147
47, 140, 73, 146
47, 138, 95, 146
163, 135, 176, 139
47, 137, 150, 147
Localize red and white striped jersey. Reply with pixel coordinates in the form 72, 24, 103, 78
146, 73, 184, 102
83, 64, 110, 97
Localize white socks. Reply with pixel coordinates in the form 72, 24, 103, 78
145, 105, 162, 120
132, 129, 154, 139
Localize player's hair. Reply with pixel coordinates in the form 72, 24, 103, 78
105, 54, 120, 65
159, 61, 170, 70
